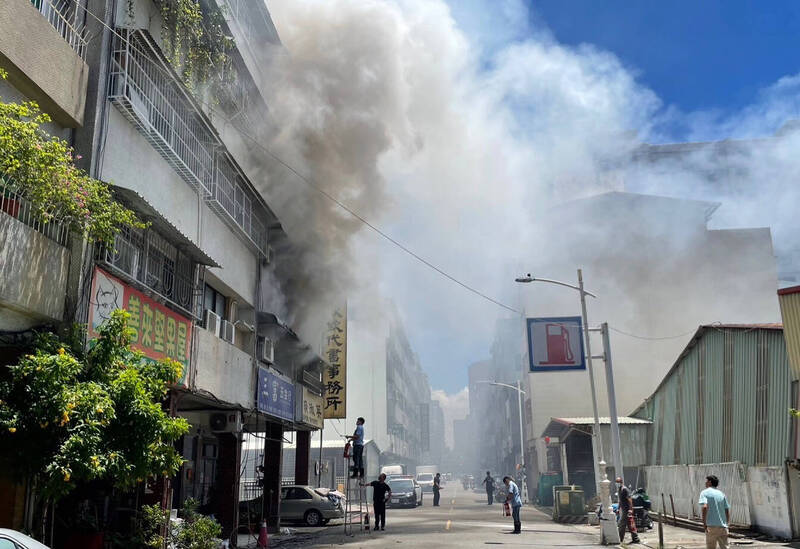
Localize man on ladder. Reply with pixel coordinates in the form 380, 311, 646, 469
347, 417, 366, 478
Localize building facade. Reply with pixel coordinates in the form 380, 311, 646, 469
0, 0, 324, 538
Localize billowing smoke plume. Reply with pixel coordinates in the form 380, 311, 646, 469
432, 387, 469, 449
254, 0, 797, 413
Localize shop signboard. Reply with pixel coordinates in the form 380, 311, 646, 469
322, 306, 347, 418
296, 386, 324, 429
87, 267, 192, 385
257, 367, 295, 421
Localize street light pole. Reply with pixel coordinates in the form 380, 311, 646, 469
577, 268, 605, 497
475, 380, 528, 503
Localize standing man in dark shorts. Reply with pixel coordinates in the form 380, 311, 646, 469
616, 477, 640, 544
363, 473, 392, 531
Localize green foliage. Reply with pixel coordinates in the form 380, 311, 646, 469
0, 310, 189, 502
137, 499, 222, 549
127, 0, 234, 95
0, 76, 143, 244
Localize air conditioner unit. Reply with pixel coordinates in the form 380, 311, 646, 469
210, 411, 242, 433
258, 336, 274, 364
204, 310, 221, 337
221, 320, 235, 344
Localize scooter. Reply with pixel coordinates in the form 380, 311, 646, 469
611, 488, 653, 531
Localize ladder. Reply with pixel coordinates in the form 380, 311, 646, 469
343, 454, 369, 535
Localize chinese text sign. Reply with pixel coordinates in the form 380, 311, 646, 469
257, 367, 295, 421
322, 306, 347, 419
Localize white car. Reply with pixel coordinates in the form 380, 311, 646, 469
0, 529, 50, 549
416, 472, 435, 493
386, 476, 423, 507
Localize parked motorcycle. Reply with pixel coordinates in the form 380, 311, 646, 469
611, 488, 653, 530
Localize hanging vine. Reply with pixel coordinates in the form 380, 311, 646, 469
128, 0, 235, 96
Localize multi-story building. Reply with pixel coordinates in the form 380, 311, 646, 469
0, 0, 324, 537
424, 399, 446, 467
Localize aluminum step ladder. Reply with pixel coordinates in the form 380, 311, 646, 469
343, 454, 370, 535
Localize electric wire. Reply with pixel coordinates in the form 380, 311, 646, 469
69, 3, 759, 343
70, 1, 522, 315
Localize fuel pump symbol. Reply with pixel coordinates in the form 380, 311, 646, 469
540, 323, 575, 365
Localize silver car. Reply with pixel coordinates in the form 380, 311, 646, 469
0, 529, 50, 549
280, 485, 344, 526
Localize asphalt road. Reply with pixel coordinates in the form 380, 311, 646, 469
264, 484, 604, 548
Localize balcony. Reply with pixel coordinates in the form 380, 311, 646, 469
108, 29, 216, 196
30, 0, 88, 60
209, 153, 268, 255
0, 0, 88, 126
193, 325, 255, 408
0, 183, 70, 326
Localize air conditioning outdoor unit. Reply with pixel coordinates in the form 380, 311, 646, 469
258, 336, 275, 364
204, 310, 221, 337
221, 320, 235, 344
210, 411, 242, 433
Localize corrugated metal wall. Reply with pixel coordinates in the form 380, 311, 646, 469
779, 291, 800, 380
639, 328, 790, 467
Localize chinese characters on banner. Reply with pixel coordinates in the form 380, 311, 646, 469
298, 386, 323, 429
322, 306, 347, 419
87, 267, 192, 386
257, 367, 295, 421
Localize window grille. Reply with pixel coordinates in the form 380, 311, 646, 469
0, 178, 69, 246
31, 0, 88, 59
100, 225, 199, 319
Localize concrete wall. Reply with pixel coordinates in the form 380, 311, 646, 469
0, 214, 69, 329
102, 108, 257, 305
193, 325, 254, 408
0, 0, 88, 126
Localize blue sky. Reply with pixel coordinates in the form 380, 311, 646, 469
529, 0, 800, 117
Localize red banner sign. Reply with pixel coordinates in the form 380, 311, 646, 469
88, 267, 192, 384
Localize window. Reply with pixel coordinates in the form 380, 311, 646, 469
0, 539, 17, 549
284, 487, 312, 500
203, 284, 227, 321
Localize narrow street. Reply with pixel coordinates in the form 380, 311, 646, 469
253, 485, 799, 549
270, 484, 599, 548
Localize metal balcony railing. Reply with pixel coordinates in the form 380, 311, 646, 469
30, 0, 88, 59
108, 30, 216, 197
0, 180, 69, 246
98, 225, 200, 319
208, 153, 268, 255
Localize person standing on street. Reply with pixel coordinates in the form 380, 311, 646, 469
699, 475, 731, 549
616, 477, 641, 544
362, 473, 392, 531
482, 471, 496, 505
433, 473, 444, 506
347, 417, 365, 478
503, 476, 523, 534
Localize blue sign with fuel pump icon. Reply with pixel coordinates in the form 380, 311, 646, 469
527, 316, 586, 372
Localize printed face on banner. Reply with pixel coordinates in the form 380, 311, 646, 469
88, 267, 192, 385
322, 307, 347, 418
527, 316, 586, 372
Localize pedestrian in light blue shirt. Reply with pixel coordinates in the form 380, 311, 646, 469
503, 476, 522, 534
699, 475, 730, 549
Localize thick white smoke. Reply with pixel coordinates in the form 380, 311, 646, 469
261, 0, 796, 418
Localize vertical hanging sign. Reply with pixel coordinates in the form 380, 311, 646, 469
322, 306, 347, 418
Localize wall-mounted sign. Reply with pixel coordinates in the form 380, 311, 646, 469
526, 316, 586, 372
257, 367, 295, 421
322, 306, 347, 419
87, 267, 192, 385
297, 386, 324, 429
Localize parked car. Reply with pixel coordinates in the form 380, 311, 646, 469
239, 485, 344, 528
0, 529, 50, 549
386, 476, 423, 508
416, 472, 435, 493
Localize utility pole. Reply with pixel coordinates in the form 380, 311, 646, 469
577, 269, 604, 497
516, 379, 528, 504
601, 322, 623, 482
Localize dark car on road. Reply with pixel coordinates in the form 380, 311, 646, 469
386, 477, 423, 508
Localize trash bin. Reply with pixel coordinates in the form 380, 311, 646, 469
552, 485, 587, 523
537, 472, 563, 506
